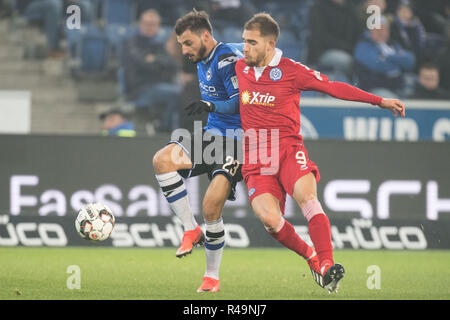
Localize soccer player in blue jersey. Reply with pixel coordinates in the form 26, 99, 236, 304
152, 10, 242, 293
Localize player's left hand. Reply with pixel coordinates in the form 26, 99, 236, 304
185, 100, 215, 116
378, 98, 406, 117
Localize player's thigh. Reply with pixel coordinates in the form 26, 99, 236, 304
153, 143, 192, 173
202, 148, 242, 220
246, 174, 286, 227
279, 144, 320, 206
209, 135, 243, 201
202, 174, 231, 222
155, 128, 205, 174
251, 193, 284, 231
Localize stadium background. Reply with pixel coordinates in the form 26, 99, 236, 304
0, 0, 449, 301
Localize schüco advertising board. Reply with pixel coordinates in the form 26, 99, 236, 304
0, 134, 449, 249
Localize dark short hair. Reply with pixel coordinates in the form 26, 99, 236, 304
99, 109, 127, 121
139, 8, 160, 21
419, 62, 438, 72
244, 12, 280, 40
174, 9, 213, 36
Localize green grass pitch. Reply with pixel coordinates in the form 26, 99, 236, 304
0, 247, 449, 300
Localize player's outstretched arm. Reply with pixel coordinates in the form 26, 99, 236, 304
377, 98, 406, 117
306, 80, 406, 118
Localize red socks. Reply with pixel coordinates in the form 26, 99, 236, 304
267, 214, 334, 274
268, 219, 313, 260
308, 214, 333, 272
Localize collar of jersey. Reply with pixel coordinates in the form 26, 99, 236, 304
202, 41, 222, 64
268, 48, 283, 67
252, 48, 283, 81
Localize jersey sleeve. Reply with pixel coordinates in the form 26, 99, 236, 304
293, 61, 382, 105
293, 61, 330, 90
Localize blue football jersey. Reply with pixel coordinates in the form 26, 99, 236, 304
197, 42, 244, 137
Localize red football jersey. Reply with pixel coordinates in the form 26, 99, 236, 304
235, 49, 382, 152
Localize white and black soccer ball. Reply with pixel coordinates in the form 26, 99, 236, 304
75, 203, 115, 241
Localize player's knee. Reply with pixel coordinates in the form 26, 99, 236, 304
297, 193, 317, 208
202, 197, 223, 221
152, 149, 169, 173
256, 208, 282, 233
153, 145, 180, 173
262, 215, 283, 233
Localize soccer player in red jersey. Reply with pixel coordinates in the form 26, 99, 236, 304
235, 13, 405, 292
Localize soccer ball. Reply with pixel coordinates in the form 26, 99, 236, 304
75, 203, 115, 241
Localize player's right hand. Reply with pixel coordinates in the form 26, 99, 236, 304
185, 100, 215, 116
378, 98, 405, 117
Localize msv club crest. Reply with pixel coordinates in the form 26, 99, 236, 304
269, 67, 282, 81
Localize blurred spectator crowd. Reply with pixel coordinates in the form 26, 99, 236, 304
1, 0, 449, 135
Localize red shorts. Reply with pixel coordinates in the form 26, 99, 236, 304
243, 140, 320, 214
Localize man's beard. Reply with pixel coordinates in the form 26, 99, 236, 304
189, 43, 208, 63
244, 57, 257, 67
244, 51, 266, 67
